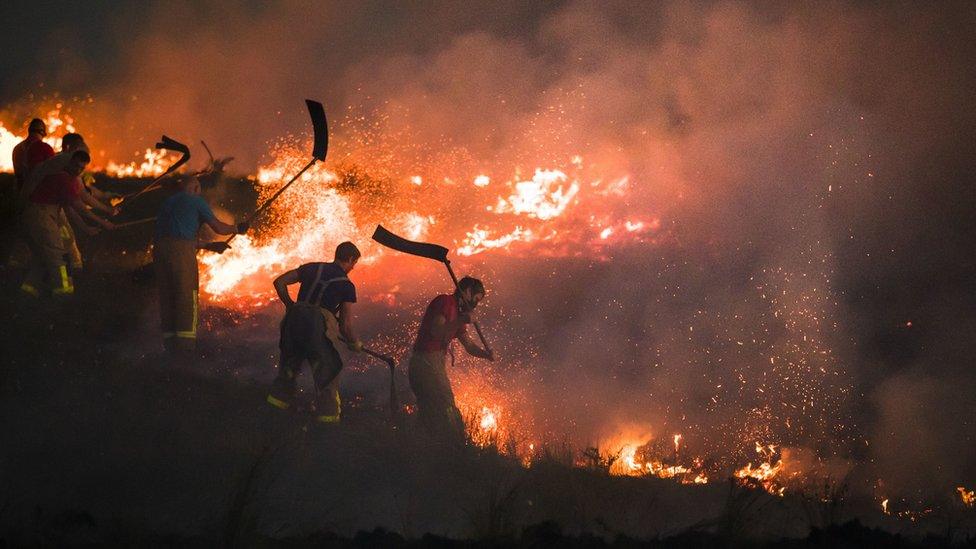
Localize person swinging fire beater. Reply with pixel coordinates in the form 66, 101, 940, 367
153, 175, 248, 353
409, 276, 494, 445
20, 150, 115, 297
266, 241, 365, 423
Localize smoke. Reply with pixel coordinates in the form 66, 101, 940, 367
6, 0, 976, 500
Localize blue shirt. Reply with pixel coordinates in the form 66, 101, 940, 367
296, 262, 356, 315
155, 192, 217, 240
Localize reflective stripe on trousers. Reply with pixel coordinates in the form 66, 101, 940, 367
154, 238, 199, 345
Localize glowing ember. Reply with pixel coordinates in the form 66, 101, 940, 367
473, 174, 490, 187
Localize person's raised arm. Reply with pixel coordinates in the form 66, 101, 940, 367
272, 269, 300, 308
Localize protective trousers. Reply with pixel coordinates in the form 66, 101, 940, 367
21, 204, 73, 297
59, 210, 83, 270
408, 351, 465, 446
153, 237, 199, 351
268, 303, 344, 422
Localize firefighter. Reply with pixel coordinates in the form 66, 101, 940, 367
5, 119, 55, 269
266, 241, 364, 423
11, 118, 54, 191
153, 175, 246, 353
408, 276, 494, 445
23, 133, 108, 272
20, 150, 115, 297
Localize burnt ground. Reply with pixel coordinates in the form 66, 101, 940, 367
1, 174, 974, 547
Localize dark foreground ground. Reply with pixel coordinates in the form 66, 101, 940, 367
1, 175, 974, 547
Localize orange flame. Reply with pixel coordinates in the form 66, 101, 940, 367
959, 486, 975, 507
492, 168, 579, 220
734, 442, 787, 496
602, 427, 708, 483
2, 104, 174, 177
0, 106, 75, 171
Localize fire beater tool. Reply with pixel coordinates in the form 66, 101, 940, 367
224, 99, 328, 246
339, 336, 399, 423
198, 140, 234, 177
113, 217, 157, 229
370, 225, 492, 354
114, 136, 191, 208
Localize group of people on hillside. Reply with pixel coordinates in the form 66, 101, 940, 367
10, 119, 117, 295
8, 118, 494, 446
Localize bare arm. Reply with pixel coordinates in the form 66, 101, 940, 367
338, 301, 359, 344
69, 200, 114, 231
78, 189, 115, 215
429, 313, 466, 341
272, 269, 300, 307
87, 185, 111, 202
204, 216, 238, 235
458, 328, 494, 361
64, 206, 99, 235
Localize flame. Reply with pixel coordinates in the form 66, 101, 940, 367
456, 225, 535, 257
0, 123, 20, 172
601, 428, 708, 484
105, 148, 174, 178
959, 486, 975, 507
1, 104, 174, 177
493, 169, 578, 221
881, 498, 890, 514
479, 406, 498, 432
0, 106, 75, 171
734, 442, 787, 496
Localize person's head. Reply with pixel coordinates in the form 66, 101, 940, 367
66, 150, 91, 177
335, 241, 361, 272
456, 276, 486, 308
174, 175, 202, 195
61, 133, 86, 153
27, 118, 46, 137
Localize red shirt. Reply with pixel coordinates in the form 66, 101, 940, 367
413, 294, 467, 353
30, 172, 83, 206
12, 136, 54, 186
